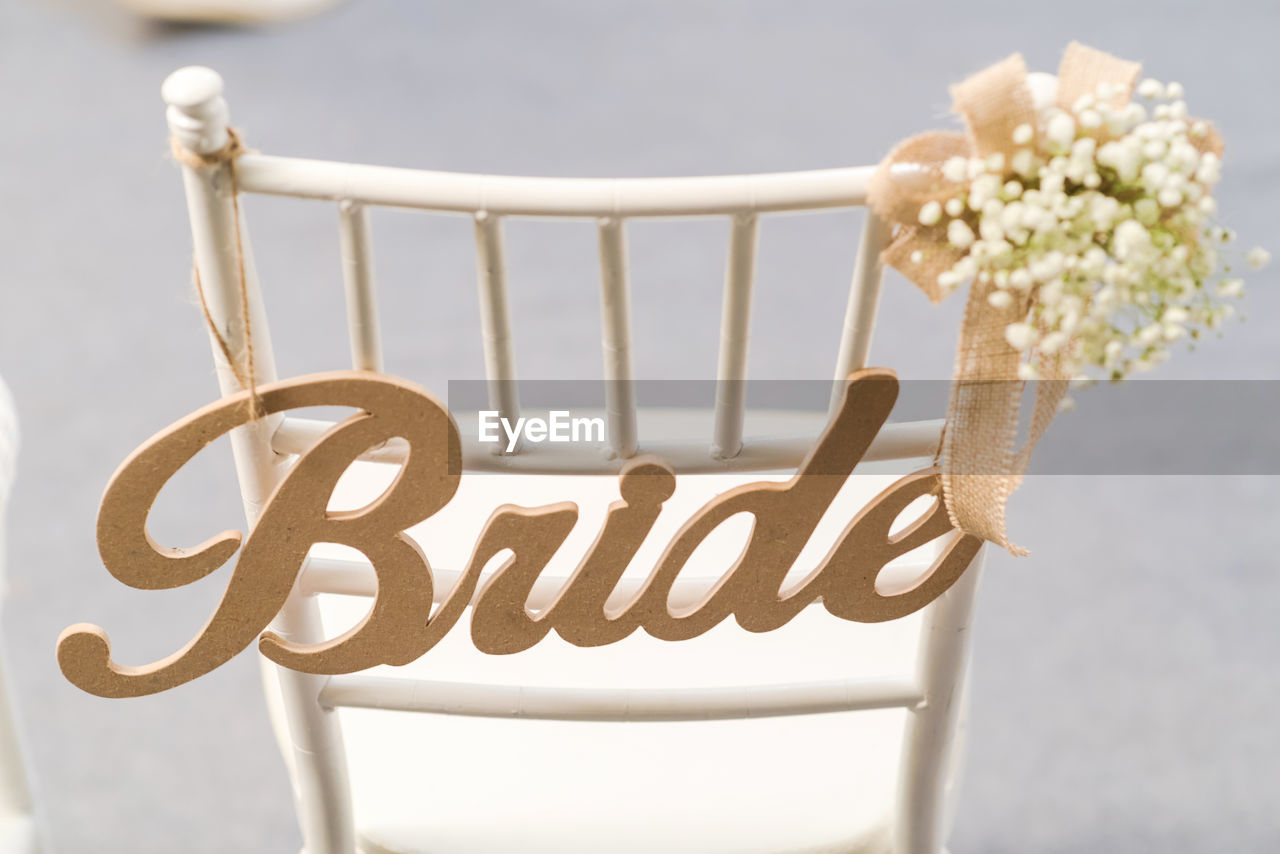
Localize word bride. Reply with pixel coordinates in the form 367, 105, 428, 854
59, 368, 981, 698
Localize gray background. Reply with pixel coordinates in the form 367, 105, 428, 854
1, 1, 1278, 851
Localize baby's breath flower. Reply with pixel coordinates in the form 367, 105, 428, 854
942, 156, 968, 183
1088, 195, 1119, 230
1166, 141, 1198, 173
947, 219, 975, 249
1247, 247, 1271, 270
1005, 322, 1037, 351
968, 174, 1002, 210
920, 71, 1261, 389
1158, 187, 1182, 208
1040, 331, 1068, 354
918, 201, 942, 226
1011, 149, 1036, 176
1216, 279, 1244, 298
1142, 139, 1167, 161
1133, 198, 1160, 226
1196, 152, 1221, 185
1072, 136, 1097, 158
1113, 220, 1151, 260
1135, 323, 1163, 346
1141, 161, 1170, 189
1045, 112, 1076, 150
1137, 78, 1164, 99
937, 270, 961, 291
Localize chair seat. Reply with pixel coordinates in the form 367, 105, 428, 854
321, 605, 916, 854
0, 814, 39, 854
347, 708, 904, 854
297, 456, 938, 854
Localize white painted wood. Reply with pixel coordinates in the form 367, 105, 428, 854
0, 379, 42, 854
273, 414, 944, 473
168, 64, 985, 854
894, 552, 986, 854
320, 675, 923, 721
711, 214, 758, 460
163, 66, 355, 854
473, 212, 521, 452
161, 66, 230, 157
337, 201, 384, 373
832, 211, 893, 413
595, 217, 638, 459
234, 155, 874, 218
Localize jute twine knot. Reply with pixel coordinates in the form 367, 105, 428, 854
171, 128, 262, 420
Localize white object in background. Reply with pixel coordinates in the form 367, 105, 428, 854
164, 64, 987, 854
0, 379, 42, 853
115, 0, 339, 25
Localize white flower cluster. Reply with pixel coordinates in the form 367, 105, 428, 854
918, 78, 1267, 386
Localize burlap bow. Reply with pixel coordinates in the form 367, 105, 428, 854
868, 42, 1221, 555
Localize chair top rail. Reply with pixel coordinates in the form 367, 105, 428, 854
319, 674, 924, 721
234, 154, 879, 218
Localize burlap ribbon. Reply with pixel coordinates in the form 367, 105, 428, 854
868, 42, 1221, 555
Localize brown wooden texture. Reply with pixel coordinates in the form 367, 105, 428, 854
60, 369, 981, 698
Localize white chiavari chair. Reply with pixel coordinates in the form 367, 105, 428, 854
163, 65, 986, 854
0, 378, 41, 853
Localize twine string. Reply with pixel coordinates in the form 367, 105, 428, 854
171, 128, 262, 419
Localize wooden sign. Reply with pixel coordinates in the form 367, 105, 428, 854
59, 368, 982, 698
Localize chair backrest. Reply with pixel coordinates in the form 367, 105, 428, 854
162, 65, 986, 854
